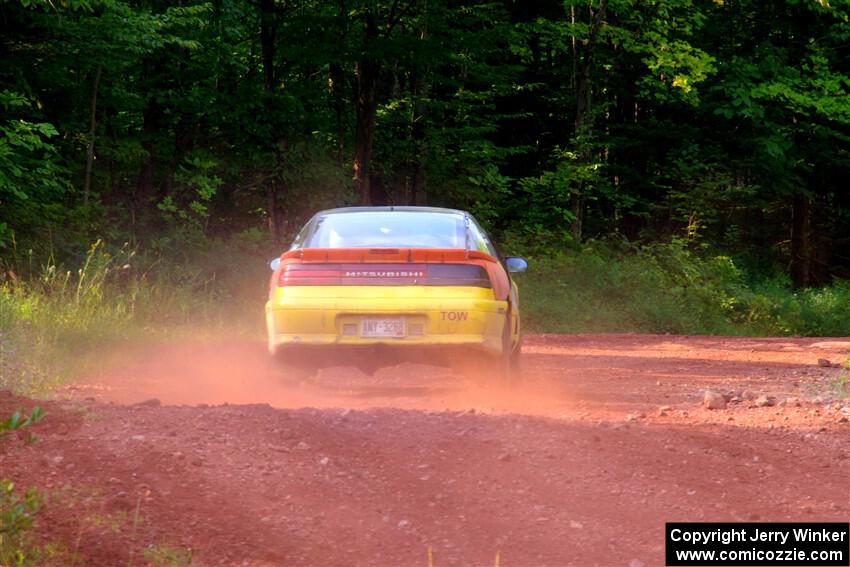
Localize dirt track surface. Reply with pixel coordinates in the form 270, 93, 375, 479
2, 334, 849, 566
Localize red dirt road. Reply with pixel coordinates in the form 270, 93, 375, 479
2, 334, 849, 566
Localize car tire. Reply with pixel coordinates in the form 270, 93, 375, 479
508, 335, 523, 387
477, 314, 521, 388
451, 314, 520, 387
357, 361, 380, 377
271, 350, 315, 384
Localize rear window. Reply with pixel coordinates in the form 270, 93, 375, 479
302, 212, 468, 249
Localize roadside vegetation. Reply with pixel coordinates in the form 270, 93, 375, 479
832, 358, 850, 400
0, 240, 269, 394
0, 407, 44, 566
0, 405, 200, 566
516, 240, 850, 337
3, 236, 849, 395
0, 474, 43, 566
143, 545, 200, 567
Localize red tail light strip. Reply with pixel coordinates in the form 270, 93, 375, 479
278, 263, 491, 288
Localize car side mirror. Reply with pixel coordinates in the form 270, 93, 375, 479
269, 258, 281, 271
505, 256, 528, 273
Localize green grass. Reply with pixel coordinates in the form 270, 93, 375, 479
0, 479, 42, 567
0, 408, 46, 566
0, 240, 265, 394
829, 357, 850, 400
516, 240, 850, 337
143, 545, 201, 567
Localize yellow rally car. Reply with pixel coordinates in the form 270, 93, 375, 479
265, 207, 528, 380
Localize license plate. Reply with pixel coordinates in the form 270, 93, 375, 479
361, 318, 405, 338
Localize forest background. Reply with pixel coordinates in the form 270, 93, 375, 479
2, 0, 850, 392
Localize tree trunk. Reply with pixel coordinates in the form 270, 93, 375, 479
570, 0, 607, 242
409, 22, 429, 205
260, 0, 276, 92
790, 195, 812, 289
570, 4, 577, 91
267, 177, 286, 245
136, 58, 163, 209
329, 0, 348, 166
260, 0, 286, 243
353, 11, 379, 205
409, 74, 428, 205
83, 65, 102, 207
136, 121, 157, 204
570, 192, 584, 241
159, 114, 198, 198
330, 62, 346, 166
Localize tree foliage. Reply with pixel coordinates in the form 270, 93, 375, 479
0, 0, 848, 285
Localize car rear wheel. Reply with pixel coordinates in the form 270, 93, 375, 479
271, 350, 316, 384
458, 314, 521, 388
493, 316, 522, 388
508, 335, 523, 386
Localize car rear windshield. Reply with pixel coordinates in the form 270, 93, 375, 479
301, 211, 469, 250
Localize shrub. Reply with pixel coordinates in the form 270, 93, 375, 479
514, 240, 850, 336
0, 407, 45, 566
0, 240, 261, 393
0, 480, 42, 567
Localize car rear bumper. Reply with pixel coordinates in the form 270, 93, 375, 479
265, 285, 508, 357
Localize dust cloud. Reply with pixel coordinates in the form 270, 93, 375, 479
69, 336, 572, 417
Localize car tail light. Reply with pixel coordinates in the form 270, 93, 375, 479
278, 265, 344, 286
277, 263, 491, 288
